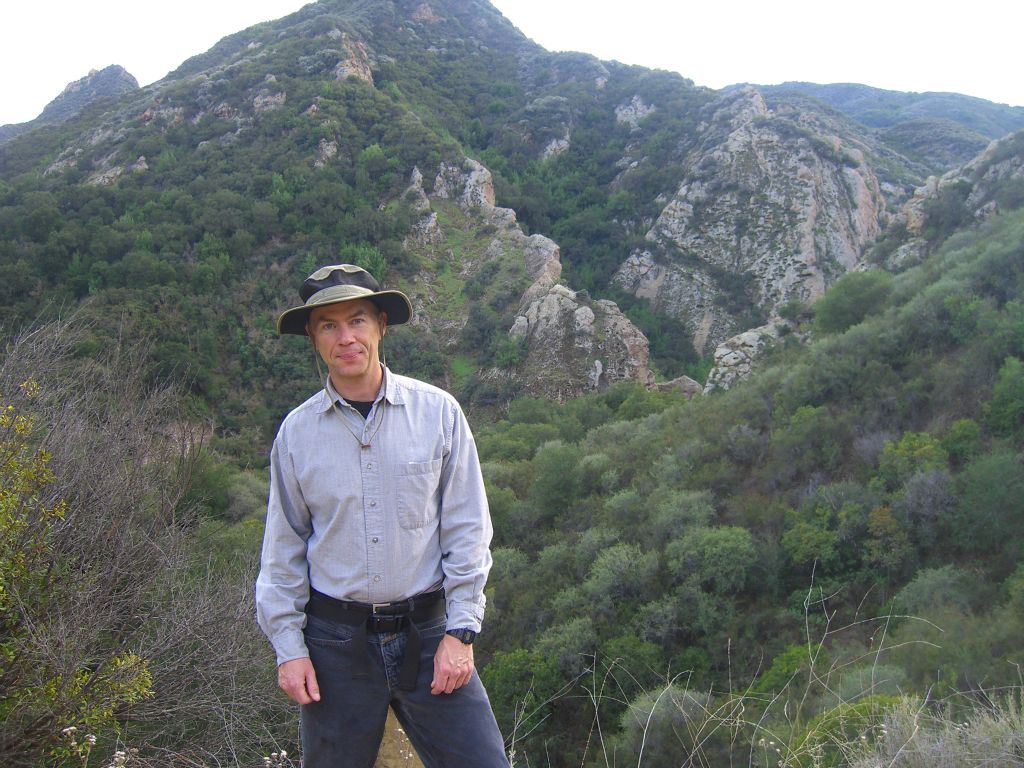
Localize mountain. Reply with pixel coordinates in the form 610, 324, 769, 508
0, 0, 1021, 441
744, 81, 1024, 172
747, 81, 1024, 137
0, 65, 139, 144
3, 2, 1024, 765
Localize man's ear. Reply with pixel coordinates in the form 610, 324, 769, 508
380, 312, 388, 337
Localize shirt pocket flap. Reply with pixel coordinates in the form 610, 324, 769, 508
396, 459, 443, 529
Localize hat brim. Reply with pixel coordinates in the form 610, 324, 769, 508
277, 288, 413, 335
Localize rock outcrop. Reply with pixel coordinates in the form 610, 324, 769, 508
614, 87, 887, 353
703, 322, 788, 394
408, 160, 655, 399
1, 65, 139, 145
40, 65, 139, 125
334, 34, 375, 85
653, 375, 704, 398
615, 95, 656, 130
509, 286, 654, 401
887, 130, 1024, 269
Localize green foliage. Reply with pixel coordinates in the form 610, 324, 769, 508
895, 566, 976, 614
813, 270, 894, 334
0, 391, 153, 759
665, 526, 755, 594
987, 356, 1024, 441
940, 418, 981, 465
951, 450, 1024, 574
876, 431, 949, 490
2, 6, 1024, 762
922, 180, 974, 243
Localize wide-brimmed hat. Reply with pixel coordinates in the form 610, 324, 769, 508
277, 264, 413, 335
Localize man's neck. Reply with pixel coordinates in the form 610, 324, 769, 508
329, 365, 384, 402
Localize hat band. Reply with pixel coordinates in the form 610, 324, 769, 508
305, 284, 376, 306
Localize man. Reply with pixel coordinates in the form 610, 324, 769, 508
256, 264, 508, 767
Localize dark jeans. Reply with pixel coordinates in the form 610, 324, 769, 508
301, 611, 509, 768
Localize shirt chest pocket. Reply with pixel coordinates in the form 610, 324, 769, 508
395, 458, 443, 529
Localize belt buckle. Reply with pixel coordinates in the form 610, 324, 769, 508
369, 603, 403, 633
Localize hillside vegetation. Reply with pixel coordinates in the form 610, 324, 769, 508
2, 0, 1024, 765
472, 208, 1024, 764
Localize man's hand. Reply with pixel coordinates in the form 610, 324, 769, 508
278, 657, 321, 704
431, 633, 474, 695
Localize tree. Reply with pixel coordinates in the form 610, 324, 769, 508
665, 526, 755, 594
877, 432, 949, 490
581, 543, 659, 624
952, 450, 1024, 575
0, 319, 292, 765
813, 270, 893, 334
987, 356, 1024, 441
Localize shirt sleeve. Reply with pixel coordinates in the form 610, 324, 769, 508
437, 400, 493, 633
255, 424, 313, 665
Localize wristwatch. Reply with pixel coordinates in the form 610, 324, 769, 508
445, 627, 477, 645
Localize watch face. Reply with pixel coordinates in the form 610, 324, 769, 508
447, 628, 476, 644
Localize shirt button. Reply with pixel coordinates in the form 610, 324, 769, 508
366, 463, 373, 470
371, 537, 379, 544
370, 501, 377, 507
373, 575, 381, 582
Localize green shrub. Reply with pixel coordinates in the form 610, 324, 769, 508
814, 271, 894, 335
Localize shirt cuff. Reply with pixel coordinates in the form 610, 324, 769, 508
271, 629, 309, 666
446, 598, 484, 634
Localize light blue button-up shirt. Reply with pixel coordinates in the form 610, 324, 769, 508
256, 368, 493, 665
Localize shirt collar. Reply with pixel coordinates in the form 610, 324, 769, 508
315, 365, 405, 412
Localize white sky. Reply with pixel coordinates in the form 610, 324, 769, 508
1, 0, 1020, 127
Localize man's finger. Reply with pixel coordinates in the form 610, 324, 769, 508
278, 658, 320, 705
305, 666, 321, 702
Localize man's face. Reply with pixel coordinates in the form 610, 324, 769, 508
307, 299, 387, 394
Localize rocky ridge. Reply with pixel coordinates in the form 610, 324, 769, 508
0, 65, 139, 144
407, 158, 654, 400
885, 129, 1024, 269
614, 86, 888, 354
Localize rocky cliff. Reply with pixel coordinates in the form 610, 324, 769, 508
0, 65, 139, 144
403, 157, 654, 400
614, 87, 887, 353
885, 129, 1024, 269
2, 0, 1015, 410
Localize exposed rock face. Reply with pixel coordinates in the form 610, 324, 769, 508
615, 95, 656, 130
703, 322, 787, 394
1, 65, 139, 145
653, 375, 704, 398
410, 158, 654, 398
334, 35, 374, 85
616, 250, 730, 356
889, 131, 1024, 267
84, 154, 148, 187
542, 131, 571, 160
434, 158, 497, 210
253, 91, 286, 113
40, 65, 139, 124
314, 138, 338, 168
510, 286, 654, 400
944, 132, 1024, 211
403, 168, 444, 246
412, 3, 443, 22
614, 87, 887, 353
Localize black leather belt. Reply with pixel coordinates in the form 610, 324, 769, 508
305, 587, 446, 691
